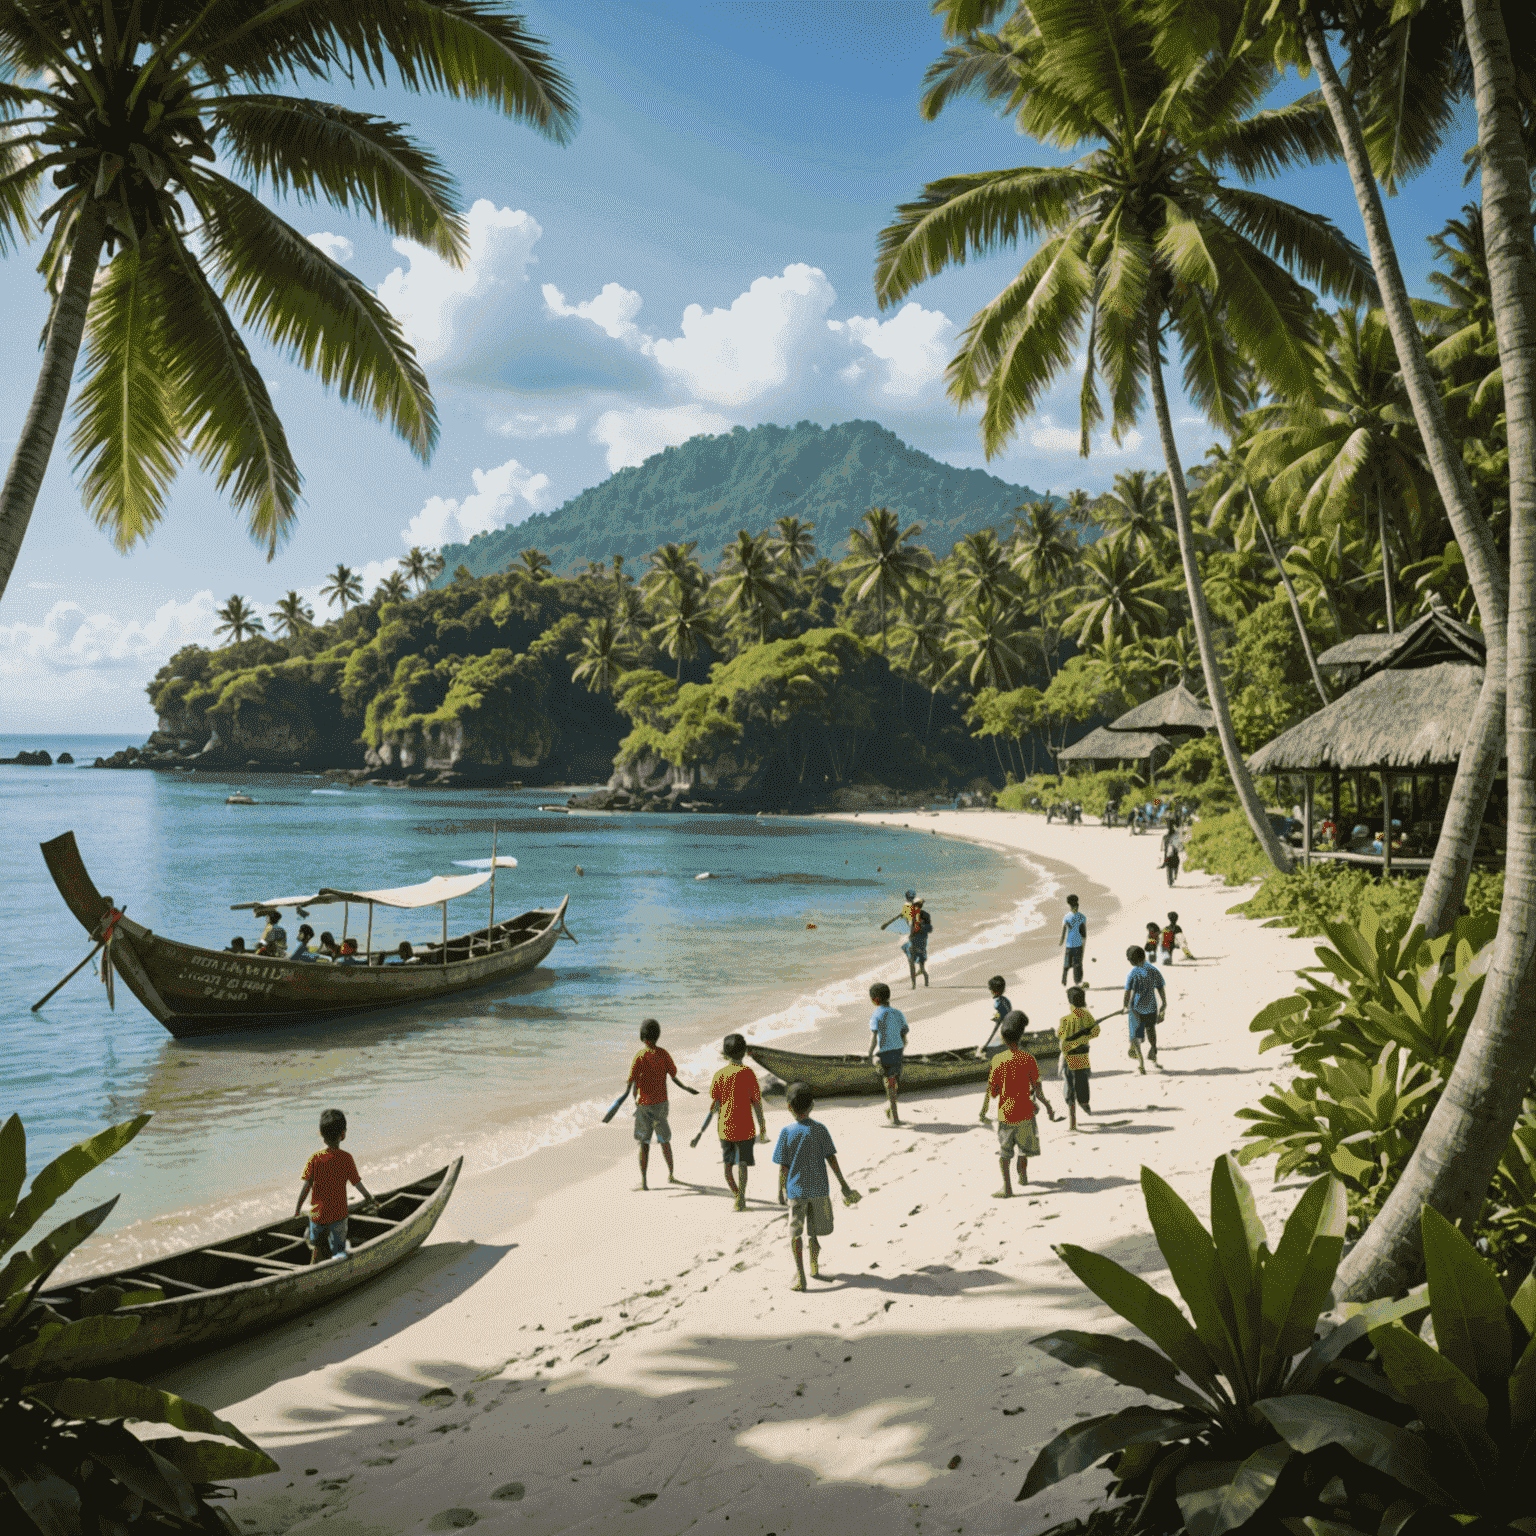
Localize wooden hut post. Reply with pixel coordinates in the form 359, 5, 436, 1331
1303, 776, 1314, 867
1381, 772, 1393, 878
342, 902, 349, 942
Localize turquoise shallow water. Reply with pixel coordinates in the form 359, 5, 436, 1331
1, 738, 1046, 1262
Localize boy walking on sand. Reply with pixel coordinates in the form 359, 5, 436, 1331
694, 1033, 768, 1210
978, 1012, 1056, 1195
1057, 987, 1100, 1131
865, 982, 909, 1125
774, 1082, 858, 1291
1060, 894, 1087, 986
983, 975, 1011, 1047
625, 1018, 699, 1190
295, 1108, 377, 1264
1161, 912, 1189, 963
1123, 946, 1167, 1073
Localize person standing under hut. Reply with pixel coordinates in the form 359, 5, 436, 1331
1057, 987, 1099, 1131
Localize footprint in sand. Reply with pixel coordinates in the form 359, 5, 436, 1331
427, 1510, 479, 1530
492, 1483, 525, 1501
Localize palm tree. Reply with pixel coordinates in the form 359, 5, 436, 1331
1010, 500, 1077, 595
321, 563, 363, 614
568, 615, 633, 694
214, 594, 265, 644
893, 591, 953, 741
876, 0, 1378, 873
426, 551, 447, 586
945, 597, 1032, 691
769, 516, 817, 576
714, 530, 788, 646
0, 4, 577, 604
643, 541, 704, 599
1099, 471, 1174, 567
375, 571, 411, 605
402, 547, 434, 592
844, 507, 933, 657
517, 548, 553, 582
1063, 488, 1095, 533
272, 589, 314, 640
1064, 540, 1169, 650
947, 529, 1018, 614
650, 582, 721, 681
612, 584, 648, 644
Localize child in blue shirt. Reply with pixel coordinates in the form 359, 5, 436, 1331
986, 975, 1011, 1045
864, 981, 909, 1125
1060, 894, 1088, 986
774, 1082, 858, 1292
1123, 945, 1167, 1073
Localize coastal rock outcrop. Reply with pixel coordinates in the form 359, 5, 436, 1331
1, 748, 53, 765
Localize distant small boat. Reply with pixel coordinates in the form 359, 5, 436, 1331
225, 791, 256, 805
36, 1161, 460, 1378
748, 1031, 1061, 1097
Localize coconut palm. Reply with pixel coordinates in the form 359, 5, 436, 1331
1063, 487, 1095, 532
517, 548, 553, 582
1064, 540, 1170, 649
714, 529, 788, 646
375, 571, 411, 605
650, 581, 721, 682
0, 3, 578, 604
876, 0, 1379, 872
272, 589, 314, 639
321, 563, 363, 614
844, 507, 933, 657
1100, 470, 1175, 567
214, 594, 265, 644
643, 540, 703, 599
769, 516, 817, 577
894, 592, 954, 741
612, 584, 648, 644
945, 597, 1032, 691
1009, 500, 1077, 593
947, 528, 1018, 614
568, 614, 632, 694
402, 547, 434, 592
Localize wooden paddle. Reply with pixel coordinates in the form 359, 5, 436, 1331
32, 905, 126, 1013
601, 1084, 632, 1123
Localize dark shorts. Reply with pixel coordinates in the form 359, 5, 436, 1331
1063, 945, 1084, 978
1063, 1066, 1091, 1106
721, 1138, 755, 1166
1130, 1012, 1158, 1044
878, 1048, 904, 1080
306, 1217, 348, 1258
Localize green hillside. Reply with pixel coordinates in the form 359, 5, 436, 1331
440, 418, 1054, 576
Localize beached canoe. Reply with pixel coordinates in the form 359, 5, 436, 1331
35, 1160, 461, 1378
748, 1030, 1062, 1097
41, 830, 572, 1038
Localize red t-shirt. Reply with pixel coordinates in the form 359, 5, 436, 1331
987, 1049, 1041, 1124
302, 1147, 361, 1223
628, 1046, 677, 1106
710, 1062, 762, 1141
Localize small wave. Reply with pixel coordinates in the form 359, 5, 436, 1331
310, 788, 349, 796
741, 872, 880, 888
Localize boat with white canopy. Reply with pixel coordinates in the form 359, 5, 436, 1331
39, 830, 573, 1039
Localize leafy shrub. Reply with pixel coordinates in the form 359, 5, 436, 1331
1235, 864, 1505, 938
0, 1113, 276, 1533
1184, 808, 1278, 885
994, 773, 1062, 811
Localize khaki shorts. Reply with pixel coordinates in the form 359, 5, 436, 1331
997, 1118, 1041, 1157
789, 1196, 835, 1239
633, 1102, 671, 1143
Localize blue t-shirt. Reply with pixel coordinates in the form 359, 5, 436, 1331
991, 993, 1011, 1026
869, 1005, 908, 1052
1126, 962, 1165, 1016
773, 1118, 837, 1199
1063, 911, 1087, 947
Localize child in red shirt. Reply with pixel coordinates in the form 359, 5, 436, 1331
295, 1108, 377, 1263
623, 1018, 698, 1190
977, 1012, 1056, 1196
692, 1033, 768, 1210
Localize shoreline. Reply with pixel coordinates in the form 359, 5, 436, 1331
152, 812, 1313, 1536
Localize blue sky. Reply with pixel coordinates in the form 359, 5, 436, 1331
0, 0, 1474, 732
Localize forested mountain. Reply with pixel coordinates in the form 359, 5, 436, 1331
440, 419, 1053, 576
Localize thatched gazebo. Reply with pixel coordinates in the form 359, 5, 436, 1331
1247, 610, 1494, 873
1058, 682, 1215, 780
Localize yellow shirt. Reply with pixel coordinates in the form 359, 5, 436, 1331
1058, 1008, 1099, 1070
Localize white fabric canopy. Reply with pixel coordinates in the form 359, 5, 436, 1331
232, 870, 497, 912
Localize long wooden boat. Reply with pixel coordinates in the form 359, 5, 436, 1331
36, 1160, 461, 1378
748, 1029, 1062, 1098
41, 831, 572, 1038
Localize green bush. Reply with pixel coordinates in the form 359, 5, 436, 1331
1184, 808, 1278, 884
1234, 864, 1504, 938
996, 773, 1063, 811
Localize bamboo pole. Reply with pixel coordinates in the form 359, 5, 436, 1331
1382, 772, 1394, 878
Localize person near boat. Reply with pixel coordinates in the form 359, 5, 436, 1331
986, 975, 1011, 1040
626, 1018, 699, 1191
699, 1033, 768, 1211
774, 1081, 859, 1292
1057, 987, 1099, 1131
865, 982, 910, 1125
291, 923, 317, 961
256, 908, 287, 957
316, 931, 341, 962
295, 1108, 378, 1264
1060, 893, 1087, 986
978, 1011, 1056, 1195
1124, 945, 1167, 1072
337, 937, 363, 965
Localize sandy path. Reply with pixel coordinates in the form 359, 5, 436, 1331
158, 813, 1310, 1536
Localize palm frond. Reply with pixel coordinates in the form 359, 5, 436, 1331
192, 172, 437, 460
1213, 187, 1377, 307
1351, 8, 1464, 194
211, 95, 466, 260
920, 33, 1022, 121
1203, 94, 1341, 181
1166, 281, 1246, 437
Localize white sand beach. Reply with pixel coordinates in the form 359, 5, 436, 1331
158, 813, 1316, 1536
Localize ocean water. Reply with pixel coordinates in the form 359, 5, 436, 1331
2, 737, 1054, 1267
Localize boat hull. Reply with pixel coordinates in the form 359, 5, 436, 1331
748, 1031, 1061, 1097
37, 1160, 461, 1378
41, 831, 568, 1037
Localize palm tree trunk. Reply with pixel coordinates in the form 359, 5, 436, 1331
1147, 342, 1292, 872
1336, 0, 1536, 1303
1249, 490, 1330, 706
1300, 10, 1507, 938
0, 198, 107, 602
1376, 472, 1396, 634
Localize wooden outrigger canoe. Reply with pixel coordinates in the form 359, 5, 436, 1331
41, 831, 572, 1038
36, 1160, 461, 1378
748, 1029, 1062, 1098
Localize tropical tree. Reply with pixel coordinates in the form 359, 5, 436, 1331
272, 589, 314, 639
643, 540, 703, 599
876, 0, 1380, 873
375, 571, 411, 605
321, 563, 363, 614
517, 547, 553, 582
843, 506, 933, 656
402, 546, 435, 592
0, 3, 578, 605
1064, 539, 1170, 649
650, 581, 721, 682
1099, 469, 1174, 565
612, 583, 648, 643
714, 529, 787, 646
945, 597, 1032, 691
568, 614, 632, 694
213, 593, 264, 644
769, 516, 817, 576
893, 591, 953, 740
1010, 499, 1078, 593
947, 528, 1018, 613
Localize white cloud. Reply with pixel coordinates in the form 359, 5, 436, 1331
1028, 413, 1143, 456
401, 458, 554, 547
542, 281, 645, 343
493, 410, 581, 439
591, 404, 734, 472
308, 232, 355, 263
837, 303, 951, 398
0, 591, 220, 677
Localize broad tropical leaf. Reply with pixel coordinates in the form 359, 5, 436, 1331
1256, 1395, 1452, 1504
0, 1115, 149, 1258
1419, 1204, 1512, 1392
1016, 1405, 1204, 1500
26, 1378, 274, 1464
1174, 1442, 1291, 1536
1030, 1328, 1210, 1409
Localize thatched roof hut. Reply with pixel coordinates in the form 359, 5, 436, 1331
1112, 682, 1216, 735
1057, 682, 1214, 775
1058, 725, 1172, 765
